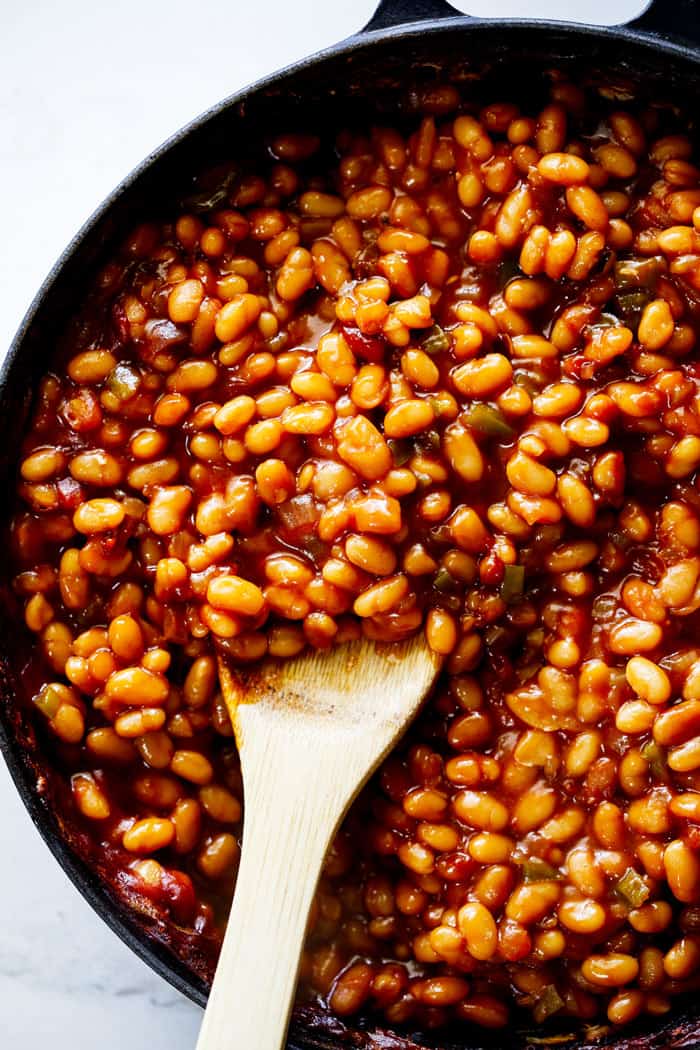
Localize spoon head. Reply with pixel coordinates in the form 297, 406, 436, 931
217, 634, 442, 755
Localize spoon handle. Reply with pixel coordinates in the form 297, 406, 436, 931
196, 714, 350, 1050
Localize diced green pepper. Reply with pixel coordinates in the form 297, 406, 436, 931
526, 627, 545, 650
641, 739, 668, 780
515, 661, 542, 684
485, 624, 507, 648
614, 255, 664, 290
615, 289, 653, 327
501, 564, 525, 603
533, 984, 565, 1023
614, 255, 665, 326
616, 867, 650, 907
387, 439, 412, 466
467, 403, 515, 441
433, 568, 458, 593
107, 363, 141, 401
516, 374, 542, 397
520, 858, 563, 883
421, 325, 451, 355
33, 684, 62, 719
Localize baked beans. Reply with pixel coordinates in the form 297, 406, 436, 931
9, 77, 700, 1035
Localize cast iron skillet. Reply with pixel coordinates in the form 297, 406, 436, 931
2, 0, 700, 1047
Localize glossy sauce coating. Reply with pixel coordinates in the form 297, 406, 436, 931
9, 79, 700, 1033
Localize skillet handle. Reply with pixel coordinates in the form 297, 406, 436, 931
362, 0, 700, 43
363, 0, 469, 33
625, 0, 700, 47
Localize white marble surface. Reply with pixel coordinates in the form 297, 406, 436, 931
0, 0, 651, 1046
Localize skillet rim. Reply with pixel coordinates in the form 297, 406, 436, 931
0, 13, 699, 1048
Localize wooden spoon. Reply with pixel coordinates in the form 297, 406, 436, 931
196, 634, 442, 1050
